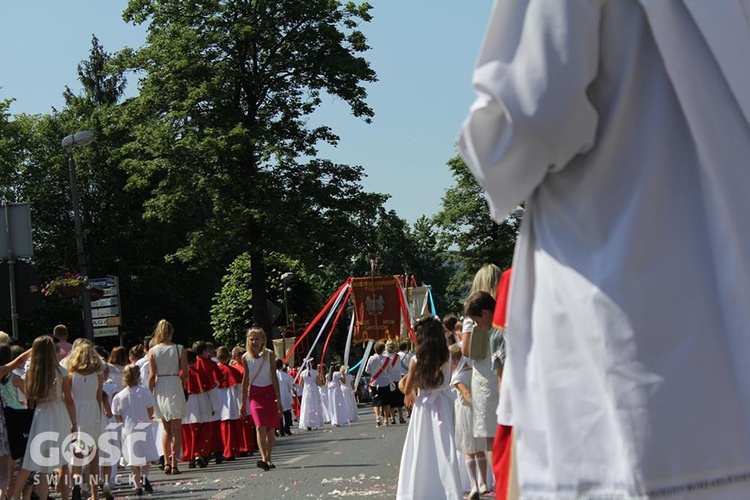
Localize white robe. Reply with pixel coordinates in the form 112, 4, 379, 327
459, 0, 750, 498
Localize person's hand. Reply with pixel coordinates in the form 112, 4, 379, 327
404, 394, 415, 408
240, 405, 246, 418
276, 399, 283, 414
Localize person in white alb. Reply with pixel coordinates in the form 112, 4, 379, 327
459, 0, 750, 498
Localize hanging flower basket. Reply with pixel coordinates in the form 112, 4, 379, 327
57, 283, 83, 298
42, 272, 87, 299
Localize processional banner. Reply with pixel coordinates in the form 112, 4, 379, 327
272, 337, 297, 367
351, 276, 402, 342
401, 286, 429, 337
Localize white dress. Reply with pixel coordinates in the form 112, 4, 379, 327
71, 372, 102, 446
328, 372, 349, 426
100, 379, 120, 467
22, 367, 73, 473
150, 344, 186, 421
397, 360, 462, 499
298, 369, 324, 430
341, 373, 359, 422
318, 384, 331, 423
459, 1, 750, 497
112, 386, 159, 466
451, 368, 485, 455
462, 319, 498, 440
342, 373, 359, 422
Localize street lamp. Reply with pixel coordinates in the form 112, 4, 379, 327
280, 272, 293, 360
62, 131, 95, 341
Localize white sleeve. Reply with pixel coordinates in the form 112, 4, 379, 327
458, 0, 602, 222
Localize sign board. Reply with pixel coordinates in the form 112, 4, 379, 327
91, 296, 118, 308
0, 203, 33, 259
88, 275, 121, 339
94, 327, 119, 338
91, 306, 119, 319
92, 317, 121, 328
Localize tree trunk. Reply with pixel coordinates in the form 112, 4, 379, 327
250, 248, 272, 344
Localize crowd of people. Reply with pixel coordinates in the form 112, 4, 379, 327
396, 264, 508, 500
0, 322, 376, 500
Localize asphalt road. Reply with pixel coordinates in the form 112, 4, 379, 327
104, 404, 409, 499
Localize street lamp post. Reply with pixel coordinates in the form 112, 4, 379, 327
62, 131, 95, 341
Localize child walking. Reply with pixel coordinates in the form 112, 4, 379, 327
449, 344, 489, 499
9, 336, 76, 500
112, 364, 158, 496
397, 315, 462, 500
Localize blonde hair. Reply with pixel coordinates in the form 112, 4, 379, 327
122, 364, 141, 387
245, 327, 266, 355
25, 336, 60, 401
231, 346, 245, 360
469, 263, 502, 299
449, 343, 463, 362
152, 319, 174, 345
67, 342, 105, 374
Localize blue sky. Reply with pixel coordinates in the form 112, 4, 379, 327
0, 1, 494, 223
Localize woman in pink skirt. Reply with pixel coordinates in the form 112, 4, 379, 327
240, 327, 282, 471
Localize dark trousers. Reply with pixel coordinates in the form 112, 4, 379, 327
281, 409, 293, 435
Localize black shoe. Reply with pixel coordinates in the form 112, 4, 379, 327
256, 460, 270, 471
158, 455, 165, 470
72, 485, 82, 500
144, 477, 153, 494
189, 458, 196, 468
198, 456, 208, 468
135, 487, 144, 496
214, 453, 224, 464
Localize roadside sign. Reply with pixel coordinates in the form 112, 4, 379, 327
94, 327, 119, 338
91, 306, 119, 319
88, 275, 121, 342
91, 296, 118, 308
1, 203, 33, 259
92, 317, 121, 328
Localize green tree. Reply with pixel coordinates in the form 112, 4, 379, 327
119, 0, 385, 337
434, 155, 520, 305
2, 37, 217, 345
211, 252, 321, 349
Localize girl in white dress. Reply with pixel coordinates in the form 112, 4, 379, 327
328, 365, 349, 427
9, 336, 77, 500
460, 264, 501, 466
317, 364, 331, 424
340, 367, 359, 423
298, 360, 324, 430
397, 315, 462, 500
449, 345, 488, 499
68, 342, 106, 500
112, 365, 158, 496
148, 319, 188, 475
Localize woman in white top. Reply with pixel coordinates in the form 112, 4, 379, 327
240, 328, 282, 471
68, 342, 107, 500
148, 319, 188, 475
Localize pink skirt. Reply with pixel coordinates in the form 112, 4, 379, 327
249, 384, 280, 428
